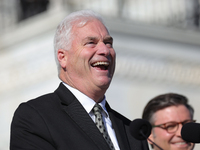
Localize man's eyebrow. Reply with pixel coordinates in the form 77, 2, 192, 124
81, 37, 97, 45
104, 36, 113, 41
83, 37, 98, 41
82, 36, 113, 42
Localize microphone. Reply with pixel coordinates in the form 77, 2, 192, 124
130, 119, 164, 150
181, 122, 200, 143
129, 118, 152, 140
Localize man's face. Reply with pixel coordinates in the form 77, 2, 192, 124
149, 105, 194, 150
62, 19, 115, 99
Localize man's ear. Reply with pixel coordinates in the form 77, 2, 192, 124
57, 49, 67, 68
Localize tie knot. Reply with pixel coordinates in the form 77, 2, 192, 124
93, 103, 102, 114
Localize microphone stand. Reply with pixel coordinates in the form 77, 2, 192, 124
140, 130, 164, 150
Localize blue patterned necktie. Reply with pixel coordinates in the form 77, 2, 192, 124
93, 103, 115, 150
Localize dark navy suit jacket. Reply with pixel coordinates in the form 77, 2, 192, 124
10, 83, 148, 150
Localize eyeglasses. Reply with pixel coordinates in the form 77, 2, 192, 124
152, 120, 196, 133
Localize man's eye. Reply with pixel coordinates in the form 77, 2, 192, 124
106, 42, 112, 45
105, 42, 113, 47
87, 42, 95, 44
166, 124, 176, 129
85, 42, 96, 47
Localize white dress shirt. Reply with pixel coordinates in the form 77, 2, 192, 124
62, 82, 120, 150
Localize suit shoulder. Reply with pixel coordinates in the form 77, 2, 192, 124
27, 92, 57, 105
12, 92, 62, 126
16, 92, 59, 113
25, 82, 66, 107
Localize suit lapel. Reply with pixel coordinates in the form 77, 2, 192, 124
55, 83, 110, 150
106, 103, 131, 150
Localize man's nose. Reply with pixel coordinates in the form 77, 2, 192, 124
97, 42, 110, 56
175, 123, 183, 136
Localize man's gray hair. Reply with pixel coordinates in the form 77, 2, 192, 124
54, 10, 105, 73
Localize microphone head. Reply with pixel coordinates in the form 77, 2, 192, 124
181, 122, 200, 143
130, 118, 152, 140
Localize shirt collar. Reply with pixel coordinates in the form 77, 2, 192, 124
62, 82, 108, 116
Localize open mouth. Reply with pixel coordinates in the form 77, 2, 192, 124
174, 142, 187, 145
91, 61, 109, 70
172, 141, 191, 147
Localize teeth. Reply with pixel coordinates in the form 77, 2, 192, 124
174, 142, 186, 145
92, 62, 109, 67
